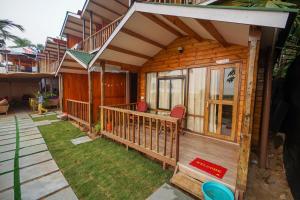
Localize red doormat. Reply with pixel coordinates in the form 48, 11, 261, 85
189, 157, 227, 179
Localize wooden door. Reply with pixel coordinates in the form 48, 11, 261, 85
204, 63, 240, 141
104, 72, 126, 105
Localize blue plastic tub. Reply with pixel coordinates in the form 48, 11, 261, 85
202, 182, 234, 200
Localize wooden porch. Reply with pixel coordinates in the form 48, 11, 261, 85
100, 104, 239, 192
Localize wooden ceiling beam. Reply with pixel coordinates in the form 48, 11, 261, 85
163, 15, 203, 42
65, 26, 83, 35
90, 0, 123, 16
101, 59, 140, 72
114, 0, 129, 9
141, 13, 183, 37
85, 9, 111, 24
62, 66, 86, 71
107, 45, 151, 60
196, 19, 229, 47
121, 28, 165, 49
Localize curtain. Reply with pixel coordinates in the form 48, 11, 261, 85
171, 79, 184, 108
208, 70, 220, 133
158, 80, 170, 109
146, 73, 157, 109
187, 68, 206, 133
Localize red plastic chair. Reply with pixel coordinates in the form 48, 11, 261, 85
136, 101, 148, 113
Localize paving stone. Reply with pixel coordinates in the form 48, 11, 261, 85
0, 134, 16, 141
147, 183, 194, 200
20, 160, 59, 183
19, 130, 40, 136
0, 188, 14, 200
34, 121, 51, 126
21, 171, 68, 200
20, 134, 42, 142
0, 138, 15, 146
0, 172, 13, 191
45, 187, 78, 200
19, 144, 48, 157
0, 159, 13, 174
19, 151, 52, 169
71, 136, 92, 145
0, 128, 16, 133
0, 150, 14, 162
20, 138, 45, 148
19, 128, 39, 134
0, 143, 16, 153
0, 131, 16, 136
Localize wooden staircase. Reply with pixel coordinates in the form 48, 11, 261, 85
171, 163, 237, 199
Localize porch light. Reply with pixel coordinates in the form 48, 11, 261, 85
178, 47, 184, 54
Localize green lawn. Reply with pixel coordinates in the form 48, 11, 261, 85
38, 121, 172, 200
32, 114, 58, 122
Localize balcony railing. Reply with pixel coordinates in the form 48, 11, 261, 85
75, 15, 124, 52
1, 65, 38, 73
67, 99, 90, 126
100, 104, 180, 167
39, 59, 60, 74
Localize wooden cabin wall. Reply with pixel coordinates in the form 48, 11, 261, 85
104, 73, 126, 106
138, 37, 249, 143
66, 34, 82, 48
92, 72, 101, 123
62, 73, 88, 112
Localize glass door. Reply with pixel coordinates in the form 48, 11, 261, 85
204, 64, 239, 141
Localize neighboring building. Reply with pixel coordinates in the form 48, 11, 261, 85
54, 0, 298, 198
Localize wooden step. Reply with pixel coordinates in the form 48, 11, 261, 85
170, 171, 204, 199
178, 163, 235, 192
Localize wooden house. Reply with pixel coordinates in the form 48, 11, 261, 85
56, 0, 297, 198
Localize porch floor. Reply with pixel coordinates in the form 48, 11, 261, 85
179, 133, 239, 190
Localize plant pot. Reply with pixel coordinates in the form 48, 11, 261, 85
106, 122, 112, 132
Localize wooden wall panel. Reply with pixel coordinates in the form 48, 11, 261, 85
62, 73, 88, 112
138, 37, 250, 144
67, 34, 82, 48
92, 72, 101, 123
104, 73, 126, 106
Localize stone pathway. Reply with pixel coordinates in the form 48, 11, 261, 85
147, 183, 194, 200
0, 113, 78, 200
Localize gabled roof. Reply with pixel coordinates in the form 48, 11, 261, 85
88, 1, 295, 68
55, 49, 96, 76
68, 49, 95, 66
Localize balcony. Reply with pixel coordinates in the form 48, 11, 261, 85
0, 65, 38, 74
39, 59, 60, 74
135, 0, 208, 5
74, 16, 124, 53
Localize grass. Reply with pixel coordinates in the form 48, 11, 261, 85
38, 121, 172, 200
32, 114, 58, 122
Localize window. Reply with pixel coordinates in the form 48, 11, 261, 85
187, 67, 207, 133
146, 73, 157, 109
158, 78, 185, 110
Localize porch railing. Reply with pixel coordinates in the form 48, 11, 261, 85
76, 15, 124, 52
100, 105, 180, 167
66, 99, 89, 126
136, 0, 207, 5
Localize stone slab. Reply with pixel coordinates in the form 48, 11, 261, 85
19, 130, 40, 136
0, 131, 16, 136
146, 183, 194, 200
0, 159, 13, 174
0, 172, 13, 191
0, 138, 15, 146
20, 160, 59, 183
19, 144, 48, 157
0, 151, 14, 162
45, 187, 78, 200
0, 188, 14, 200
0, 134, 16, 141
19, 151, 52, 169
20, 138, 45, 149
0, 143, 16, 153
21, 171, 69, 200
20, 134, 42, 142
71, 136, 92, 145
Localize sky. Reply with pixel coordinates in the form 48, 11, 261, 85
0, 0, 85, 46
